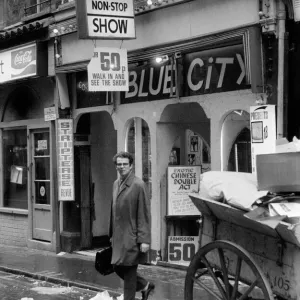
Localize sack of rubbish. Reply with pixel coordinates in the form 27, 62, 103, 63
117, 294, 124, 300
89, 290, 113, 300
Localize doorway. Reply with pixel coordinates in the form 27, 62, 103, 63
228, 128, 251, 172
31, 129, 52, 242
75, 145, 92, 249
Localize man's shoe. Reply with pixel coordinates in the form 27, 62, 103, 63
141, 282, 155, 300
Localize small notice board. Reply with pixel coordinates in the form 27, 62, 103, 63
167, 165, 201, 216
88, 47, 129, 92
168, 236, 199, 266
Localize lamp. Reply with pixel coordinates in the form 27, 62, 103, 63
54, 36, 62, 65
155, 55, 169, 64
174, 52, 182, 59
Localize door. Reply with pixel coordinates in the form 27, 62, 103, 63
74, 146, 92, 249
31, 130, 52, 242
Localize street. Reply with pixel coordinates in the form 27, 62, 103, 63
0, 268, 214, 300
0, 270, 98, 300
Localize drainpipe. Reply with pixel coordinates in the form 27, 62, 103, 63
276, 0, 286, 139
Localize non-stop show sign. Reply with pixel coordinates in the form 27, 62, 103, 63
88, 47, 129, 92
76, 0, 135, 39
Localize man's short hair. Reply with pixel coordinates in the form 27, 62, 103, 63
113, 151, 134, 165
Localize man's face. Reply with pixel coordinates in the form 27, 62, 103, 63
116, 157, 132, 179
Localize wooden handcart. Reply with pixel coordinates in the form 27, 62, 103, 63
184, 193, 300, 300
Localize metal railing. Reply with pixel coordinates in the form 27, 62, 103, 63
24, 0, 74, 17
24, 0, 52, 17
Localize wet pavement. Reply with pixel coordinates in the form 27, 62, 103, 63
0, 270, 98, 300
0, 244, 201, 300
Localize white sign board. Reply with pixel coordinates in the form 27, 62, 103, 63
44, 107, 57, 121
167, 166, 201, 216
0, 43, 38, 83
77, 0, 136, 39
293, 0, 300, 22
57, 119, 75, 201
168, 236, 199, 266
250, 105, 276, 174
38, 140, 48, 151
88, 47, 129, 92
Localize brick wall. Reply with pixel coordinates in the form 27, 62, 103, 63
6, 0, 26, 27
0, 213, 28, 247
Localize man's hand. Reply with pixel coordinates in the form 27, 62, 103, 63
140, 243, 150, 253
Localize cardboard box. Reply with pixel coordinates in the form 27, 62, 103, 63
256, 152, 300, 192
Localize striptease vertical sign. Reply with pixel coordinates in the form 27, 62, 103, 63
57, 119, 75, 201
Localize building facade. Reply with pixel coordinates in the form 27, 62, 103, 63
0, 0, 74, 252
52, 0, 266, 263
0, 0, 298, 267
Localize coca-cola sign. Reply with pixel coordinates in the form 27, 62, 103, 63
0, 43, 47, 83
11, 45, 36, 79
14, 50, 33, 66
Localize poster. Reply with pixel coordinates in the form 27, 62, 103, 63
250, 105, 276, 174
292, 0, 300, 22
88, 47, 128, 92
167, 166, 201, 216
168, 236, 199, 266
10, 165, 25, 185
190, 136, 199, 152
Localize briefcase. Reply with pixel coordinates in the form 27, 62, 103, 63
95, 247, 114, 276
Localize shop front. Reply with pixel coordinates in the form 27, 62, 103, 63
52, 0, 264, 261
56, 31, 263, 265
116, 28, 262, 264
0, 42, 58, 251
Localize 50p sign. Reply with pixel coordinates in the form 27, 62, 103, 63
88, 47, 129, 92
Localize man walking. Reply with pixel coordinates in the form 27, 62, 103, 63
110, 151, 155, 300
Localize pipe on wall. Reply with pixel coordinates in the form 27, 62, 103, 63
276, 0, 286, 139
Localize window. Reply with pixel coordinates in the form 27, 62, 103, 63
3, 129, 28, 209
126, 118, 152, 198
33, 132, 50, 205
24, 0, 51, 16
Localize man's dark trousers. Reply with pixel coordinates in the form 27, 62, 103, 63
114, 265, 147, 300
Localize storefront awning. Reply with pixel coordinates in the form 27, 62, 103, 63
55, 61, 89, 73
0, 18, 52, 41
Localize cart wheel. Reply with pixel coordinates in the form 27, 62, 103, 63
185, 240, 274, 300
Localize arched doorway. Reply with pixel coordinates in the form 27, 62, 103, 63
228, 127, 251, 172
2, 85, 44, 122
2, 85, 53, 244
62, 111, 117, 252
221, 110, 250, 172
157, 102, 210, 264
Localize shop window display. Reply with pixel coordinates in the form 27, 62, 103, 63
126, 118, 152, 198
185, 130, 211, 171
228, 128, 251, 173
166, 130, 210, 265
222, 110, 251, 172
3, 129, 28, 209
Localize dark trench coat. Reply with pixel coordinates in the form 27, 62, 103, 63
110, 171, 151, 266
